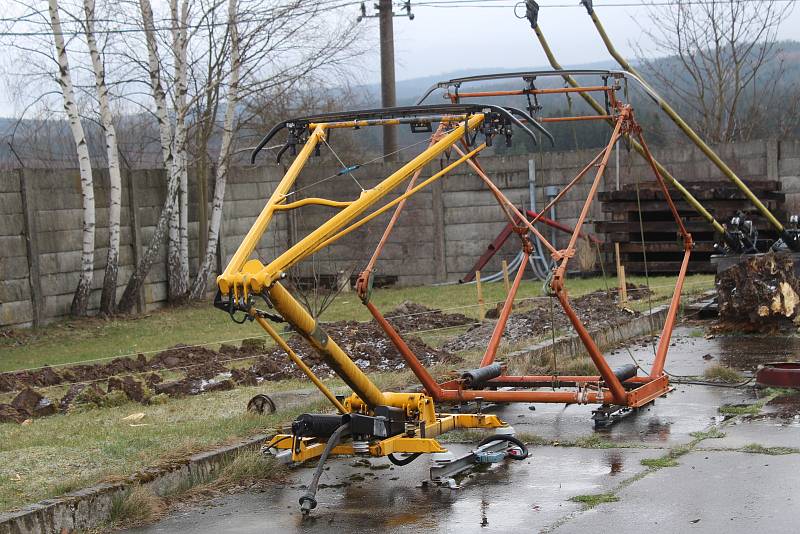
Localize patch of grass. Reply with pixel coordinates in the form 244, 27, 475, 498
689, 427, 726, 440
215, 450, 288, 487
438, 429, 494, 443
688, 329, 705, 338
640, 456, 679, 469
109, 486, 164, 528
0, 383, 336, 512
569, 492, 619, 507
763, 387, 800, 398
740, 443, 800, 455
515, 432, 550, 446
572, 434, 618, 449
719, 402, 763, 416
0, 275, 714, 373
703, 364, 743, 383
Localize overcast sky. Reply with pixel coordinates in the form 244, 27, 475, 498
1, 1, 798, 117
360, 1, 800, 82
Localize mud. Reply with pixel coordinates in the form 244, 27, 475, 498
384, 301, 473, 332
0, 303, 467, 424
0, 303, 469, 397
444, 286, 650, 353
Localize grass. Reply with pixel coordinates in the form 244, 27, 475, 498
569, 492, 619, 507
108, 486, 165, 528
0, 383, 327, 513
740, 443, 800, 455
0, 274, 714, 373
640, 456, 679, 469
703, 364, 744, 383
718, 402, 764, 416
689, 427, 726, 440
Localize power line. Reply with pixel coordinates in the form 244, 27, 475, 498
415, 0, 797, 7
1, 0, 794, 36
0, 0, 364, 38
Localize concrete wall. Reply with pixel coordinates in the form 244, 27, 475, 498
1, 137, 796, 328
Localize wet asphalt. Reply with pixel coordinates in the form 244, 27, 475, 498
127, 327, 800, 534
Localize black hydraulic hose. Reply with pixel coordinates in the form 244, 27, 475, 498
387, 452, 422, 466
299, 422, 350, 514
477, 435, 530, 460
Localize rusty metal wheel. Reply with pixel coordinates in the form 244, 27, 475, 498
247, 394, 276, 414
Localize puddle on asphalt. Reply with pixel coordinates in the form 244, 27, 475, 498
126, 324, 800, 534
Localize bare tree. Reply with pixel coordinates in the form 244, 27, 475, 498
169, 0, 191, 301
189, 0, 240, 299
48, 0, 96, 316
637, 0, 796, 143
117, 0, 182, 313
185, 0, 363, 298
83, 0, 122, 315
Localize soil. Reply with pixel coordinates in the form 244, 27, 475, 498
384, 301, 473, 333
0, 302, 471, 423
444, 284, 651, 353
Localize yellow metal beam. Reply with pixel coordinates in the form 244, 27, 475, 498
254, 315, 348, 414
247, 113, 486, 293
273, 198, 353, 211
218, 125, 326, 293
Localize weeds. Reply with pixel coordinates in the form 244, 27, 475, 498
569, 492, 619, 507
703, 365, 743, 383
640, 457, 678, 469
109, 486, 164, 527
740, 443, 800, 455
719, 402, 763, 416
571, 435, 618, 449
689, 427, 726, 440
215, 450, 288, 487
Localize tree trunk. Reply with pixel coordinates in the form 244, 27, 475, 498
118, 0, 179, 314
169, 0, 190, 301
84, 0, 121, 315
190, 0, 240, 299
49, 0, 95, 317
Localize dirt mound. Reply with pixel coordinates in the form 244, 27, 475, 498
384, 301, 473, 333
445, 289, 642, 353
246, 320, 460, 380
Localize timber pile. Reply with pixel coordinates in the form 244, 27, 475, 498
597, 181, 784, 274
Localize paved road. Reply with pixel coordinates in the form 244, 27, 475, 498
128, 329, 800, 534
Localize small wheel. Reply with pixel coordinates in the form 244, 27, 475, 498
247, 394, 276, 414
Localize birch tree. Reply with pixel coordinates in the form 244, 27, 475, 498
48, 0, 96, 317
169, 0, 190, 300
117, 0, 180, 313
189, 0, 239, 299
83, 0, 122, 315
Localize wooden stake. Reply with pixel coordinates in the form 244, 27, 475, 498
614, 243, 628, 307
619, 265, 628, 306
501, 260, 510, 294
476, 271, 485, 321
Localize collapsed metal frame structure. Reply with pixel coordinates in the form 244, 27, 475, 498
215, 69, 689, 469
211, 0, 800, 513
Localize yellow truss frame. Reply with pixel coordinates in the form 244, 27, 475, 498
216, 112, 512, 460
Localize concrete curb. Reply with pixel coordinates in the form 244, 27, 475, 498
0, 294, 709, 533
0, 389, 323, 534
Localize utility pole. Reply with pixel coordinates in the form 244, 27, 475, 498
359, 1, 413, 161
378, 0, 397, 160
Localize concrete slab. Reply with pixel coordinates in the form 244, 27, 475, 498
126, 446, 663, 534
551, 450, 800, 533
696, 418, 800, 450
